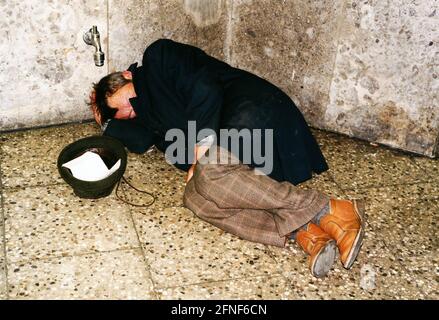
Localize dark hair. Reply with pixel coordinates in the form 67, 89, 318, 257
88, 72, 132, 123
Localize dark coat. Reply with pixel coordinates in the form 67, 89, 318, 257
104, 39, 328, 185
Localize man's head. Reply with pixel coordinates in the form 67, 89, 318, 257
88, 71, 137, 125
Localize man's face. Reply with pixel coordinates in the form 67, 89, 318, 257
107, 82, 137, 120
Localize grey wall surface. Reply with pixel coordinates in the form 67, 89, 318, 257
226, 0, 438, 157
0, 0, 108, 130
326, 0, 439, 157
1, 0, 438, 157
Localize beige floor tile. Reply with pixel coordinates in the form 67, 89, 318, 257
313, 131, 426, 190
0, 220, 6, 300
277, 231, 424, 299
268, 225, 416, 299
297, 171, 346, 198
7, 249, 155, 299
122, 148, 186, 208
1, 124, 436, 299
345, 183, 439, 298
0, 123, 101, 188
4, 184, 139, 263
402, 251, 439, 299
286, 247, 425, 299
157, 275, 295, 300
0, 261, 5, 300
131, 206, 281, 288
346, 184, 438, 254
266, 184, 435, 300
412, 155, 439, 183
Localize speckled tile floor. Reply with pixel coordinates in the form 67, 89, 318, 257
0, 122, 437, 300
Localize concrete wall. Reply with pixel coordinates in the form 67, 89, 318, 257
0, 0, 108, 130
326, 0, 439, 157
1, 0, 438, 157
225, 0, 438, 157
108, 0, 229, 72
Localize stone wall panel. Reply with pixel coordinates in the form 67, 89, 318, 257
0, 0, 108, 131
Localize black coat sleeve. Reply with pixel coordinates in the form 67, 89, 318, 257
103, 119, 158, 154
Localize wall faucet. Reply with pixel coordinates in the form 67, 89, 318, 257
83, 26, 105, 67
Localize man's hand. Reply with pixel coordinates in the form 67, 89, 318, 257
186, 162, 196, 183
185, 143, 210, 183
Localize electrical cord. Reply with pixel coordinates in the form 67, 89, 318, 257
115, 176, 156, 207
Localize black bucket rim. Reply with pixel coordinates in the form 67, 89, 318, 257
57, 135, 127, 198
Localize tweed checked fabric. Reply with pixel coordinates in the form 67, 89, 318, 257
183, 147, 329, 247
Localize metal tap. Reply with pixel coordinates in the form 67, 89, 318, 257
83, 26, 105, 67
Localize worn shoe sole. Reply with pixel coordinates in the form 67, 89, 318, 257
343, 200, 366, 269
310, 240, 337, 278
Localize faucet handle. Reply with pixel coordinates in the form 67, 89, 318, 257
83, 28, 93, 46
83, 26, 101, 45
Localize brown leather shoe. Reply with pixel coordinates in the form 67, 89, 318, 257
296, 223, 337, 278
319, 199, 365, 269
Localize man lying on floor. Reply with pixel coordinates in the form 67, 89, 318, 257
88, 39, 365, 278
